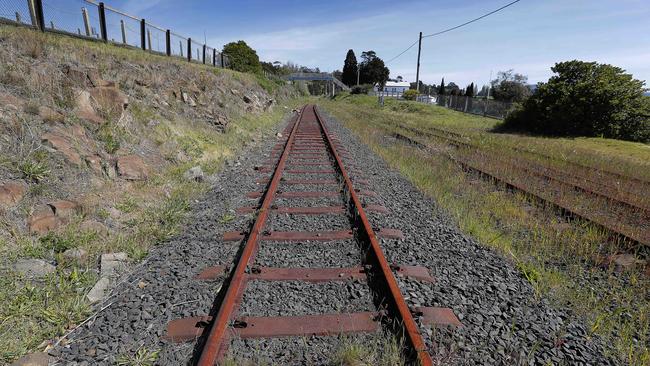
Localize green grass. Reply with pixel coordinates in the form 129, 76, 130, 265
320, 95, 650, 366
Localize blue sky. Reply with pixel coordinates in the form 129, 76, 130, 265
98, 1, 650, 87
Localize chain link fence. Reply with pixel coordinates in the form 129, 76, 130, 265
0, 0, 230, 67
434, 95, 513, 119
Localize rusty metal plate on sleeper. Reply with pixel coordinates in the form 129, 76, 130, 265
165, 316, 213, 342
277, 191, 340, 198
195, 265, 228, 280
375, 228, 405, 239
232, 312, 379, 338
261, 230, 354, 241
391, 264, 435, 283
285, 170, 336, 174
247, 266, 365, 282
413, 307, 462, 327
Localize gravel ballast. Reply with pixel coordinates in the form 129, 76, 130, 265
52, 106, 615, 365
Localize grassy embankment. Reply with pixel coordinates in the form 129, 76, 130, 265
319, 94, 650, 366
0, 25, 308, 363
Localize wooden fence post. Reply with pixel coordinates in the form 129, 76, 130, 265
98, 2, 107, 41
32, 0, 44, 31
27, 0, 38, 26
120, 20, 127, 43
81, 7, 91, 36
187, 38, 192, 62
165, 30, 171, 56
140, 19, 146, 50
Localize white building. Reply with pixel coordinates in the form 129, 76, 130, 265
377, 81, 411, 97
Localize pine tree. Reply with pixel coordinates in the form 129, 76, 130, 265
438, 78, 446, 95
466, 82, 475, 97
341, 50, 358, 87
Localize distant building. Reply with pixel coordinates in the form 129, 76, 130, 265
376, 81, 411, 97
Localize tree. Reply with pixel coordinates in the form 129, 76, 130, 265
465, 82, 475, 97
222, 40, 262, 74
446, 82, 460, 95
396, 75, 404, 82
477, 85, 490, 97
501, 60, 650, 142
491, 69, 531, 102
332, 69, 343, 81
438, 78, 446, 95
358, 50, 390, 87
341, 49, 358, 87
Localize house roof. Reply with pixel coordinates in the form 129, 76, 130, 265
384, 81, 410, 87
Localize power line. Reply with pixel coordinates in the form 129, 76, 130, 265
423, 0, 521, 38
385, 0, 522, 64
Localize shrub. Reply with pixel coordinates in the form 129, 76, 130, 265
500, 60, 650, 142
350, 84, 372, 95
402, 89, 418, 101
222, 40, 262, 74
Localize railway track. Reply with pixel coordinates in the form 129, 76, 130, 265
164, 105, 460, 365
407, 124, 650, 199
391, 129, 650, 246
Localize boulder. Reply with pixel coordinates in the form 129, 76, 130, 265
13, 258, 56, 279
116, 155, 148, 180
183, 166, 204, 182
0, 181, 27, 206
86, 277, 110, 304
100, 252, 129, 278
38, 106, 64, 124
79, 220, 109, 237
47, 200, 81, 219
27, 206, 62, 234
84, 155, 103, 175
88, 86, 129, 116
62, 248, 87, 262
10, 352, 49, 366
41, 132, 82, 165
73, 89, 103, 125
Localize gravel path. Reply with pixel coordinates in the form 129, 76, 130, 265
52, 106, 615, 366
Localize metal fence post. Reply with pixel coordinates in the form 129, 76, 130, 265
202, 44, 206, 64
212, 49, 216, 67
81, 7, 91, 36
187, 38, 192, 61
32, 0, 44, 31
147, 29, 152, 50
120, 20, 127, 43
98, 2, 107, 41
179, 40, 183, 57
220, 53, 224, 68
165, 30, 171, 56
140, 19, 146, 50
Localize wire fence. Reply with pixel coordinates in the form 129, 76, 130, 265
434, 95, 513, 119
0, 0, 230, 67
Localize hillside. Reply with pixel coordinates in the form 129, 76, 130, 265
0, 25, 304, 362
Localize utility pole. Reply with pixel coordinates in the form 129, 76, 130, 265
415, 31, 422, 92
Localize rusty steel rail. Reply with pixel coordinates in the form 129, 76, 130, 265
163, 105, 456, 364
313, 106, 434, 364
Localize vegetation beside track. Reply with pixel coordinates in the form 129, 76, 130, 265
0, 25, 309, 363
320, 94, 650, 366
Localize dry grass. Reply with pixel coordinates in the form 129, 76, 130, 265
320, 94, 650, 366
0, 24, 307, 363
